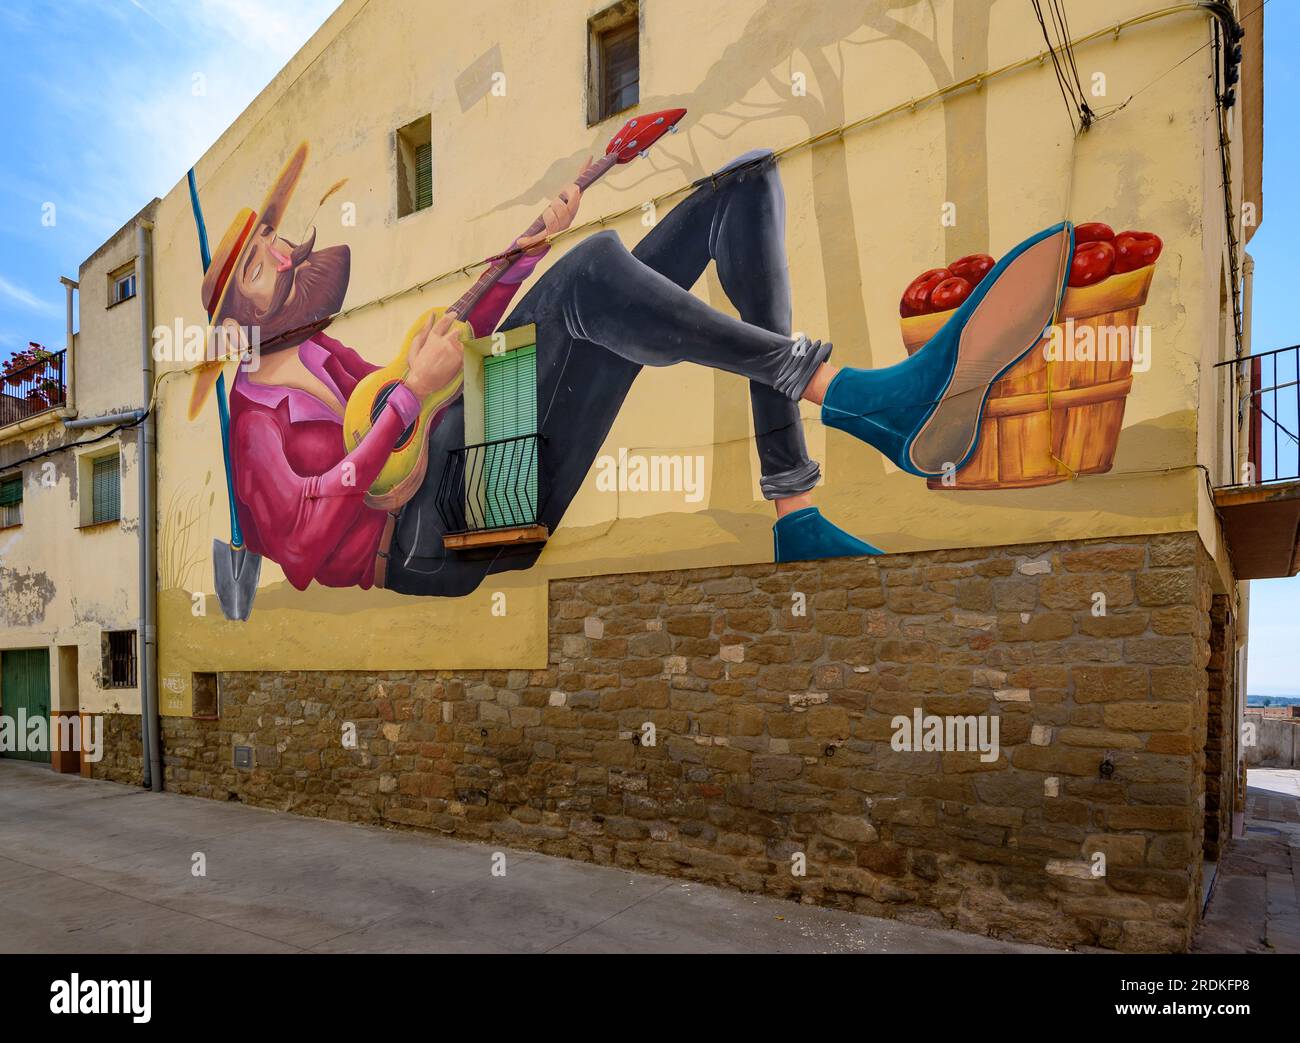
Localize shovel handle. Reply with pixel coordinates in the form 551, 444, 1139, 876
188, 167, 244, 550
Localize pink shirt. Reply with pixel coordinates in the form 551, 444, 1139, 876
229, 242, 545, 590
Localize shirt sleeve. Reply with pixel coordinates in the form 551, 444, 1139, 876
464, 237, 550, 338
232, 400, 415, 591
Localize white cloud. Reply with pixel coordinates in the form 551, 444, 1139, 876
0, 275, 58, 316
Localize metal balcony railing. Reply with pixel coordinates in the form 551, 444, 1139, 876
434, 433, 541, 535
1216, 345, 1300, 486
0, 348, 66, 427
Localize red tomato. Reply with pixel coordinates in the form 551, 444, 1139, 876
929, 276, 973, 312
1112, 230, 1163, 273
1075, 222, 1115, 245
948, 253, 994, 288
900, 267, 951, 317
1068, 240, 1116, 287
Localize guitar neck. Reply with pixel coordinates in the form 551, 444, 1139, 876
447, 152, 619, 322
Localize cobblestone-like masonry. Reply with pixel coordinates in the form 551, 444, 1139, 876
94, 532, 1217, 952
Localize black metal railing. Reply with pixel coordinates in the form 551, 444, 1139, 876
434, 433, 541, 535
1216, 344, 1300, 486
0, 348, 66, 427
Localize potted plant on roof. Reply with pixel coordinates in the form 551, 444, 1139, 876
3, 349, 33, 388
38, 375, 62, 407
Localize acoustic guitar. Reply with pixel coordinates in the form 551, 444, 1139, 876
343, 107, 688, 510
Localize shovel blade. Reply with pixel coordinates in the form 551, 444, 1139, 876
213, 539, 262, 621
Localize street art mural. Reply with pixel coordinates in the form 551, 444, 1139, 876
182, 120, 1164, 619
146, 0, 1199, 687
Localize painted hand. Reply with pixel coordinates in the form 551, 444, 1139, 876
405, 313, 464, 398
516, 157, 592, 252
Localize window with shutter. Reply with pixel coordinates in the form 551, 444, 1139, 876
482, 346, 538, 529
92, 454, 121, 524
396, 115, 433, 217
0, 473, 21, 528
588, 2, 639, 124
415, 142, 433, 211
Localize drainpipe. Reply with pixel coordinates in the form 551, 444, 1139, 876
59, 276, 77, 414
63, 410, 145, 431
136, 220, 162, 792
1241, 254, 1254, 356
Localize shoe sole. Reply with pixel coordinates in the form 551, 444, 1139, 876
906, 228, 1071, 477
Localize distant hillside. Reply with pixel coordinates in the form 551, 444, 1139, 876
1247, 694, 1300, 707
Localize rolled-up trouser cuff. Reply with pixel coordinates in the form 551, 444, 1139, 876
759, 458, 821, 500
772, 336, 833, 401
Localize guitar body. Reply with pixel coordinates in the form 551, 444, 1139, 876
343, 306, 466, 511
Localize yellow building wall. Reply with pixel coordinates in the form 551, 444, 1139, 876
151, 0, 1235, 704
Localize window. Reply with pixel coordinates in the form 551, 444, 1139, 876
0, 473, 21, 528
482, 345, 538, 528
192, 672, 219, 718
589, 2, 639, 124
396, 115, 432, 217
91, 452, 121, 524
109, 263, 136, 306
103, 630, 137, 689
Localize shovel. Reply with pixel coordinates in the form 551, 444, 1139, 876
188, 168, 263, 621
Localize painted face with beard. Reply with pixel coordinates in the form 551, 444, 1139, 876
218, 222, 350, 353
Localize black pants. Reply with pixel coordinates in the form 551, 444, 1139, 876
385, 150, 826, 597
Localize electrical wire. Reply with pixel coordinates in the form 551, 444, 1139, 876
172, 2, 1247, 359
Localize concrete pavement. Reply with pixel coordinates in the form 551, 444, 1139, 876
1194, 769, 1300, 954
0, 759, 1052, 954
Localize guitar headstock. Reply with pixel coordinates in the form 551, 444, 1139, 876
605, 108, 687, 163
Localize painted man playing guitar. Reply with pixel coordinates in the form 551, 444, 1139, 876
191, 108, 1072, 599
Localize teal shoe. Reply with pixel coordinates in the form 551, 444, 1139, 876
773, 506, 882, 563
822, 222, 1073, 477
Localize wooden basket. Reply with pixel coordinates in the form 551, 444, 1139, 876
899, 264, 1155, 490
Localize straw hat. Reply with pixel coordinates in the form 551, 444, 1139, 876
188, 142, 308, 420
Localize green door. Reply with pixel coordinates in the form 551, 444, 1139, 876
482, 345, 538, 529
1, 649, 51, 763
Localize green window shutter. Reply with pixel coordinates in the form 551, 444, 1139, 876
0, 474, 21, 527
415, 142, 433, 211
482, 346, 537, 528
0, 476, 21, 507
92, 454, 121, 524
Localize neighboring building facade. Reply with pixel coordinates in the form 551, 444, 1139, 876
34, 0, 1286, 950
0, 202, 158, 775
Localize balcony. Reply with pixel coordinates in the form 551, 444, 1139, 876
0, 348, 67, 429
1213, 344, 1300, 579
433, 433, 548, 550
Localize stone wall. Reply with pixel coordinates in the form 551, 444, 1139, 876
117, 532, 1216, 952
1203, 594, 1236, 860
88, 711, 144, 786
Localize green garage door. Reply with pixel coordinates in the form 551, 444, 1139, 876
1, 649, 51, 763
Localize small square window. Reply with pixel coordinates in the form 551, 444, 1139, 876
109, 264, 136, 306
589, 2, 639, 124
0, 472, 21, 528
192, 672, 220, 718
396, 115, 433, 218
91, 453, 120, 524
102, 630, 137, 689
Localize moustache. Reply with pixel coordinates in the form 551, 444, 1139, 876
264, 226, 321, 318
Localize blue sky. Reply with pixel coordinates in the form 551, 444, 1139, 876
0, 0, 337, 353
0, 1, 1295, 691
1234, 1, 1298, 695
